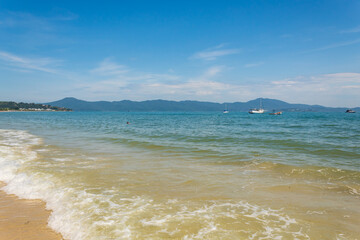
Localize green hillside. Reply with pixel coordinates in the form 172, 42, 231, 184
47, 97, 358, 112
0, 101, 71, 111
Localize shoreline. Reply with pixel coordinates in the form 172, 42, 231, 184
0, 110, 71, 112
0, 182, 63, 240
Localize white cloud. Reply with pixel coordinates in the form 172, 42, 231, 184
81, 57, 360, 106
271, 80, 299, 86
0, 10, 77, 29
340, 26, 360, 34
203, 65, 225, 77
0, 11, 52, 30
140, 66, 227, 96
2, 50, 358, 107
133, 72, 360, 106
318, 73, 360, 83
50, 9, 78, 21
91, 58, 129, 76
191, 45, 240, 61
280, 34, 293, 38
306, 38, 360, 52
263, 73, 360, 107
80, 58, 182, 97
143, 80, 231, 96
90, 58, 180, 81
0, 51, 59, 73
79, 63, 229, 100
244, 62, 264, 68
341, 85, 360, 89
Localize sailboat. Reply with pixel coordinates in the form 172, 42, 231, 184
249, 98, 265, 114
223, 104, 229, 114
345, 109, 355, 113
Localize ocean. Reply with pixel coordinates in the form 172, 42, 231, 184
0, 111, 359, 239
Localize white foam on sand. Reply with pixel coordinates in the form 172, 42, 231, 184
139, 200, 310, 239
0, 129, 311, 240
0, 129, 88, 239
0, 129, 154, 239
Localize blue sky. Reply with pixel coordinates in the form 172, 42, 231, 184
0, 0, 359, 107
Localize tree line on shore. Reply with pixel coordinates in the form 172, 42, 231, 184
0, 101, 72, 111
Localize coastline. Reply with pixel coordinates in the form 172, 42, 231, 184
0, 110, 71, 112
0, 182, 63, 240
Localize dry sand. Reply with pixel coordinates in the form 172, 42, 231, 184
0, 182, 63, 240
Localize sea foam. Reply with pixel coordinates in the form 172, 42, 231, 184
0, 129, 312, 240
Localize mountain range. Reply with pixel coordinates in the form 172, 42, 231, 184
46, 97, 359, 112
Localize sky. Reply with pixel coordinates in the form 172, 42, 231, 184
0, 0, 359, 107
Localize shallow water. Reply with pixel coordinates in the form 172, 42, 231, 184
0, 112, 359, 239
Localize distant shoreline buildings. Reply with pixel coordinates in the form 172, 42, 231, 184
0, 101, 72, 112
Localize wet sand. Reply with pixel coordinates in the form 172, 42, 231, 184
0, 182, 63, 240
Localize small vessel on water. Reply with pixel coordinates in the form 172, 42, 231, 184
345, 109, 356, 113
249, 108, 265, 114
223, 104, 229, 114
269, 111, 282, 115
249, 99, 265, 114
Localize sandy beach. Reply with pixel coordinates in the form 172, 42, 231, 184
0, 182, 63, 240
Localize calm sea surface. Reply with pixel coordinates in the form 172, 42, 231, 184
0, 112, 359, 239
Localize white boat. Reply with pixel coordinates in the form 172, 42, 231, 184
249, 108, 264, 114
223, 104, 229, 114
249, 99, 265, 114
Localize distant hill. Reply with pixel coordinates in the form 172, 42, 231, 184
47, 97, 359, 112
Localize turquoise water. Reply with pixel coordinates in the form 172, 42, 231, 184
1, 112, 359, 169
0, 111, 359, 239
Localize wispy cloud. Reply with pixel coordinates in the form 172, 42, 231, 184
91, 58, 129, 76
81, 62, 228, 100
0, 11, 51, 30
340, 26, 360, 34
2, 49, 358, 107
142, 80, 231, 97
305, 38, 360, 52
271, 80, 299, 86
203, 65, 225, 77
265, 73, 360, 106
82, 58, 181, 95
139, 66, 228, 97
0, 10, 77, 34
191, 45, 240, 61
272, 73, 360, 86
134, 72, 360, 105
244, 62, 264, 68
280, 34, 293, 38
90, 58, 179, 81
319, 72, 360, 82
50, 8, 78, 21
81, 57, 360, 106
0, 51, 60, 73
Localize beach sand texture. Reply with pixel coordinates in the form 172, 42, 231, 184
0, 182, 63, 240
